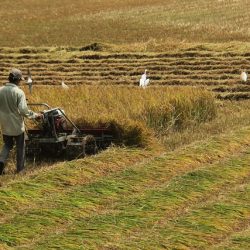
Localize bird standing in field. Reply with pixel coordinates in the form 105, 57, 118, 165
139, 69, 150, 89
27, 68, 33, 94
61, 80, 69, 89
240, 71, 247, 82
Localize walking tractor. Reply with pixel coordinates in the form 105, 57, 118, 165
25, 103, 114, 160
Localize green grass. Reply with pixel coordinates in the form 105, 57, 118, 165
214, 227, 250, 250
0, 126, 250, 249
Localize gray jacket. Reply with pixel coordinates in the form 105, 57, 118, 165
0, 83, 37, 136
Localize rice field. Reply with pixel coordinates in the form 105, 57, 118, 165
26, 85, 216, 145
2, 44, 250, 102
1, 0, 250, 46
1, 45, 250, 87
0, 0, 250, 249
0, 46, 250, 248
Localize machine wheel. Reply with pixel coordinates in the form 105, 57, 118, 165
84, 135, 98, 155
65, 141, 85, 160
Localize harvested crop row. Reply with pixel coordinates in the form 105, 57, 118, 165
0, 63, 245, 73
217, 92, 250, 101
0, 48, 249, 88
213, 85, 250, 93
1, 124, 250, 215
1, 126, 250, 248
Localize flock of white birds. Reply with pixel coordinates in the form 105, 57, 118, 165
25, 69, 248, 91
25, 69, 151, 90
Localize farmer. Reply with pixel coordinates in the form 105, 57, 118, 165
0, 68, 42, 174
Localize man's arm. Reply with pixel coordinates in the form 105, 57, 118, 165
17, 90, 38, 119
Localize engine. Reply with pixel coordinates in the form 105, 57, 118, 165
42, 109, 68, 136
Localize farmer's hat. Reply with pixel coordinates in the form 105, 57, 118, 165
9, 68, 25, 81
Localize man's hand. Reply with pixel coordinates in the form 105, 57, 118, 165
35, 113, 44, 121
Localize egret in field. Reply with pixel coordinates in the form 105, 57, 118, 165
139, 69, 150, 89
61, 80, 69, 89
240, 71, 247, 82
27, 68, 32, 94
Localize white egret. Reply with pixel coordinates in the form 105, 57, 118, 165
139, 69, 150, 88
240, 71, 247, 82
27, 68, 32, 94
61, 80, 69, 89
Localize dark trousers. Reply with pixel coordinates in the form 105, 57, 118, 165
0, 133, 25, 173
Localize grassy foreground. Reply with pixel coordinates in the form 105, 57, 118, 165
0, 126, 250, 249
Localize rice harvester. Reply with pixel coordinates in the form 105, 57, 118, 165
25, 103, 113, 160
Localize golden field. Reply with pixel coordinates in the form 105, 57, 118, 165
0, 0, 250, 47
23, 85, 216, 147
0, 0, 250, 249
